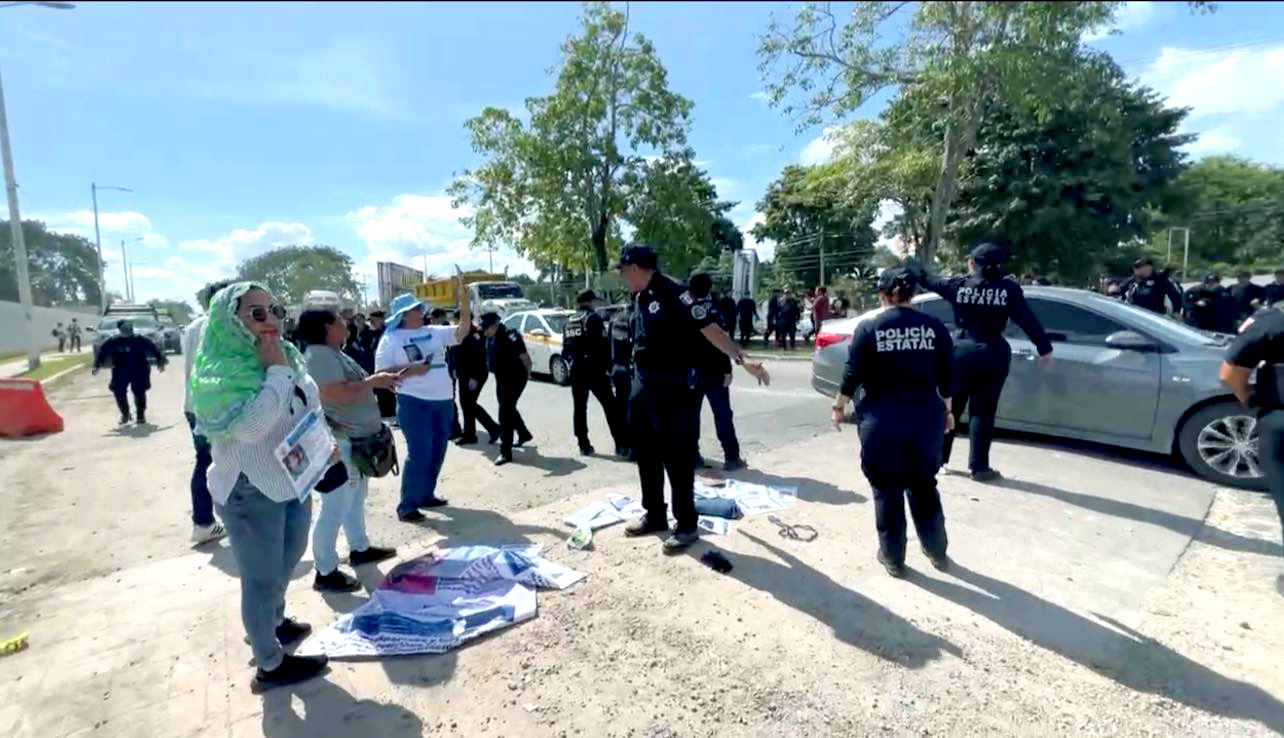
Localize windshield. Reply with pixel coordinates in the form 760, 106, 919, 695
98, 316, 158, 331
543, 314, 567, 334
477, 283, 523, 300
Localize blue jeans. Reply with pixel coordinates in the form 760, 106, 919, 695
395, 395, 454, 516
185, 411, 215, 526
215, 474, 312, 672
312, 436, 371, 575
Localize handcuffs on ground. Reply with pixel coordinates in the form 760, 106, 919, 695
768, 515, 818, 542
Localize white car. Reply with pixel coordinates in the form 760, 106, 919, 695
501, 309, 574, 385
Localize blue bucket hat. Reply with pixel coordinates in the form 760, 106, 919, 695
386, 293, 427, 331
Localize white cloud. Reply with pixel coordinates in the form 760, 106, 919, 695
199, 38, 402, 118
800, 126, 841, 166
44, 210, 168, 250
1183, 128, 1243, 157
345, 193, 533, 291
740, 212, 773, 261
1142, 43, 1284, 118
179, 222, 314, 263
749, 90, 770, 102
1084, 2, 1158, 42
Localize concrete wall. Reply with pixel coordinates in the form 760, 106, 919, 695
0, 300, 99, 356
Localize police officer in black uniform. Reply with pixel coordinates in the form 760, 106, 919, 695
832, 266, 954, 577
565, 289, 628, 456
687, 273, 746, 471
1220, 305, 1284, 597
1229, 272, 1265, 324
92, 319, 167, 426
481, 311, 533, 466
616, 245, 769, 553
917, 237, 1054, 482
1184, 273, 1235, 333
1122, 257, 1184, 318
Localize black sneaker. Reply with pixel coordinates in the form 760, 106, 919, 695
422, 498, 448, 508
398, 510, 427, 523
276, 618, 312, 648
250, 654, 328, 694
313, 569, 361, 593
494, 454, 512, 466
515, 432, 533, 447
624, 516, 669, 537
136, 412, 146, 426
349, 546, 397, 566
970, 469, 1003, 483
922, 547, 950, 572
662, 529, 699, 554
119, 413, 131, 425
455, 435, 479, 446
579, 444, 595, 456
723, 457, 747, 472
488, 434, 499, 445
877, 550, 907, 579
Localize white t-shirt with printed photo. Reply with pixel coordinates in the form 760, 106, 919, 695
374, 325, 459, 402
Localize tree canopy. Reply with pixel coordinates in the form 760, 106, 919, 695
0, 219, 102, 307
451, 2, 723, 274
236, 245, 360, 306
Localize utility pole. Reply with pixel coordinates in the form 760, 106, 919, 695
92, 182, 132, 311
120, 239, 131, 302
0, 62, 38, 369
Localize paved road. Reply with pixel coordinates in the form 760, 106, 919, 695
1, 358, 1281, 737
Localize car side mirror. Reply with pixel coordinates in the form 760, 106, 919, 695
1105, 330, 1158, 352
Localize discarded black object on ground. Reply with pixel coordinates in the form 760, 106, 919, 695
768, 515, 818, 542
700, 551, 733, 574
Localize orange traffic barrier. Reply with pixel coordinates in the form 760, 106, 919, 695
0, 379, 64, 437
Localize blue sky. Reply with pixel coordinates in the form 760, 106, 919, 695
4, 1, 1284, 304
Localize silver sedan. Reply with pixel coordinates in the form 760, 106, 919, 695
812, 287, 1263, 489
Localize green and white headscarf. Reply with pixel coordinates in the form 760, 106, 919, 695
189, 281, 306, 438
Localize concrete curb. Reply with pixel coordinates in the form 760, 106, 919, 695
39, 360, 91, 389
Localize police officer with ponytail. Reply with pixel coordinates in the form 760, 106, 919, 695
832, 266, 954, 578
916, 237, 1053, 482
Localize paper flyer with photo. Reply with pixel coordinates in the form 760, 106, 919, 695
276, 408, 335, 501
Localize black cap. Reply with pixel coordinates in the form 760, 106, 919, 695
968, 240, 1010, 266
479, 311, 502, 328
877, 266, 917, 292
1202, 272, 1219, 284
616, 245, 658, 270
1134, 256, 1155, 268
369, 310, 386, 318
577, 289, 597, 305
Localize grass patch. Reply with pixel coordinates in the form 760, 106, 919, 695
16, 353, 91, 381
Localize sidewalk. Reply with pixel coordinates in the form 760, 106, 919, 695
0, 351, 91, 381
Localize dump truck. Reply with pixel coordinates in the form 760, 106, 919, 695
413, 272, 536, 318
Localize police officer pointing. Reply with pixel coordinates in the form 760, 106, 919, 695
566, 289, 628, 456
917, 237, 1053, 482
1219, 306, 1284, 597
832, 266, 954, 577
616, 245, 769, 553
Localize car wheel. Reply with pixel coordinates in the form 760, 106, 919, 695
1177, 401, 1267, 490
550, 355, 570, 386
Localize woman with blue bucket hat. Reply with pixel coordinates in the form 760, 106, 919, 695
374, 280, 472, 522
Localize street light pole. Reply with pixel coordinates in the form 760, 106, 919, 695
0, 62, 38, 370
92, 183, 132, 309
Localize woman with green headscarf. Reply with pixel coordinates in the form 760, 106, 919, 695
190, 281, 331, 693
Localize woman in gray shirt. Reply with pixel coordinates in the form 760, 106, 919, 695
299, 310, 402, 592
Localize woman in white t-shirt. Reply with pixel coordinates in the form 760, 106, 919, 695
375, 290, 472, 522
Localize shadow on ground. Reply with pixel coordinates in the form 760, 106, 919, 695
261, 676, 424, 738
912, 564, 1284, 734
720, 530, 960, 669
993, 476, 1282, 557
724, 467, 868, 505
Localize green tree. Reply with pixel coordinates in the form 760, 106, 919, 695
237, 245, 360, 306
450, 2, 694, 273
0, 220, 103, 307
751, 164, 878, 288
759, 1, 1177, 264
946, 54, 1191, 284
1151, 156, 1284, 272
623, 154, 737, 277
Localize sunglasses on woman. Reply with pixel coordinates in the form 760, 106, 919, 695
243, 304, 287, 323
